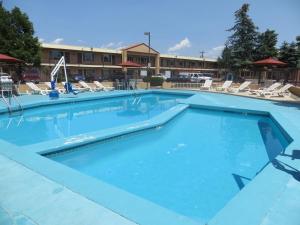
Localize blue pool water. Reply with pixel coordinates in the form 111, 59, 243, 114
49, 108, 289, 223
0, 93, 187, 146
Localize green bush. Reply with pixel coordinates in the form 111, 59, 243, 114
143, 77, 164, 86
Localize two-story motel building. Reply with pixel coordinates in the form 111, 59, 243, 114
40, 43, 218, 81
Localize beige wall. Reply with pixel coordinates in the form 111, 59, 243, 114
40, 45, 218, 80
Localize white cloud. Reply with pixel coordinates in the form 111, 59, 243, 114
205, 45, 225, 59
38, 38, 45, 43
52, 38, 64, 44
100, 41, 125, 49
77, 39, 86, 44
168, 38, 191, 52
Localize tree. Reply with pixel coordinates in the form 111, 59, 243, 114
0, 2, 40, 66
255, 29, 278, 60
217, 45, 233, 69
279, 41, 298, 67
296, 36, 300, 69
226, 3, 258, 69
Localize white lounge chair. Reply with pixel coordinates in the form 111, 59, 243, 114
216, 80, 233, 92
93, 81, 115, 91
230, 81, 252, 93
200, 80, 212, 90
270, 84, 293, 97
255, 82, 282, 96
45, 82, 65, 93
79, 81, 102, 92
61, 82, 88, 92
26, 82, 51, 95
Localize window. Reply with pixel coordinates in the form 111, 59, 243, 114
128, 56, 134, 62
77, 53, 82, 63
50, 50, 63, 60
50, 50, 70, 63
141, 56, 148, 64
103, 54, 112, 63
83, 52, 94, 62
64, 52, 70, 63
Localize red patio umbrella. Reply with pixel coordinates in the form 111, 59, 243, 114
0, 53, 23, 63
0, 53, 23, 73
118, 61, 143, 67
253, 57, 287, 83
118, 61, 143, 81
253, 57, 287, 66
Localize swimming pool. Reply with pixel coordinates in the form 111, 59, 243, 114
48, 107, 289, 223
0, 93, 187, 146
1, 90, 298, 225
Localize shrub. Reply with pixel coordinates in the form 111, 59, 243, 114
143, 77, 164, 86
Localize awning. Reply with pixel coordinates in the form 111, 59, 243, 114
0, 53, 23, 63
253, 57, 287, 66
118, 61, 143, 67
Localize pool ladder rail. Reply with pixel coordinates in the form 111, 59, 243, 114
132, 96, 142, 105
131, 92, 142, 105
1, 94, 23, 116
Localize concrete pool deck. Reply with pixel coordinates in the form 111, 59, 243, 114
0, 89, 300, 225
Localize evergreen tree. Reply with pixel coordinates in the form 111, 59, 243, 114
0, 2, 40, 66
255, 29, 278, 60
296, 36, 300, 69
279, 41, 298, 67
226, 3, 258, 69
217, 45, 233, 69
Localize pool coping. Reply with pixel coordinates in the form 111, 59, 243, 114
0, 89, 300, 225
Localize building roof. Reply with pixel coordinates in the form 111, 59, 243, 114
122, 43, 160, 54
160, 54, 217, 62
41, 43, 121, 54
41, 43, 217, 62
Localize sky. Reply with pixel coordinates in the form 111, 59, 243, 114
3, 0, 300, 58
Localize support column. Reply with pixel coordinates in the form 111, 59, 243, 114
122, 50, 128, 73
155, 54, 160, 75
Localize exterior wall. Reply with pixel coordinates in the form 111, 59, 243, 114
40, 44, 219, 82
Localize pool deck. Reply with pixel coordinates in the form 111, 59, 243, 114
0, 89, 300, 225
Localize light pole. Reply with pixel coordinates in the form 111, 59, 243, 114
200, 50, 205, 71
144, 32, 151, 89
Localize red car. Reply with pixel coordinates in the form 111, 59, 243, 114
21, 69, 41, 83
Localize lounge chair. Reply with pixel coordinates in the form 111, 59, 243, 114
255, 82, 282, 96
45, 82, 65, 93
79, 81, 102, 92
26, 82, 51, 95
93, 81, 115, 91
270, 84, 293, 97
216, 80, 233, 92
229, 81, 252, 93
61, 82, 88, 92
200, 80, 212, 90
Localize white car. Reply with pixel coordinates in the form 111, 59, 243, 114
190, 73, 212, 82
152, 74, 167, 80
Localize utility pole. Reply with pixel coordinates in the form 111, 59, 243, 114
200, 51, 205, 70
144, 32, 151, 89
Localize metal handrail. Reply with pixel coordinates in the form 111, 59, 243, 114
1, 95, 12, 114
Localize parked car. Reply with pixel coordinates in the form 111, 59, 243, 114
190, 73, 213, 82
71, 74, 85, 82
152, 74, 167, 80
21, 69, 40, 83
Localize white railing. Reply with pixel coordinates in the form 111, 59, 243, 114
171, 82, 203, 89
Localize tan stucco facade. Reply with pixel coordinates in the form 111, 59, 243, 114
39, 42, 218, 81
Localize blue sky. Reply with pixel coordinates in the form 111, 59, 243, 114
4, 0, 300, 58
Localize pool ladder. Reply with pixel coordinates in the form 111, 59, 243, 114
131, 92, 142, 105
1, 94, 23, 116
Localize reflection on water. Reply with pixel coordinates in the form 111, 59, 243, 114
0, 93, 185, 146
